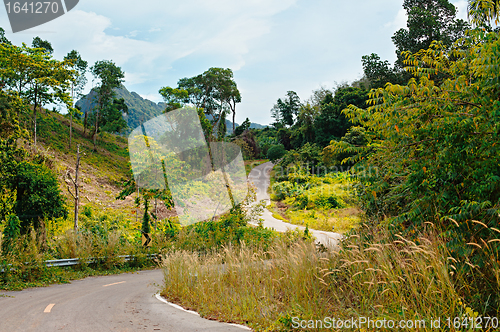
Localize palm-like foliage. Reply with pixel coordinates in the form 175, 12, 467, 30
468, 0, 500, 26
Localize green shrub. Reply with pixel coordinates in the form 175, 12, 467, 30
266, 144, 285, 162
14, 161, 68, 232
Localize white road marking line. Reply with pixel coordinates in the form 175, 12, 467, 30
44, 303, 55, 313
155, 294, 199, 316
103, 281, 126, 287
154, 294, 252, 330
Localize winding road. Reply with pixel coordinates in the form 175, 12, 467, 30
0, 162, 341, 332
0, 270, 248, 332
247, 161, 342, 247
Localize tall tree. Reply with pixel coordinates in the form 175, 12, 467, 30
90, 60, 124, 151
315, 87, 367, 147
162, 67, 240, 141
361, 53, 403, 88
64, 50, 87, 149
392, 0, 469, 68
65, 145, 81, 231
271, 91, 300, 127
99, 97, 129, 134
362, 0, 468, 88
2, 42, 73, 148
291, 103, 318, 147
31, 36, 53, 54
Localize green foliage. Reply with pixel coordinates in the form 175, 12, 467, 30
234, 117, 250, 136
275, 143, 324, 178
98, 97, 129, 134
167, 67, 241, 139
142, 198, 151, 235
315, 87, 367, 146
322, 126, 368, 167
468, 0, 500, 27
392, 0, 469, 68
343, 30, 500, 314
271, 91, 300, 127
0, 90, 27, 139
233, 129, 260, 160
266, 144, 285, 162
89, 60, 125, 148
158, 86, 189, 112
1, 215, 21, 254
14, 160, 68, 231
362, 53, 404, 88
64, 50, 88, 98
31, 37, 53, 54
272, 175, 346, 211
165, 206, 279, 253
361, 0, 468, 90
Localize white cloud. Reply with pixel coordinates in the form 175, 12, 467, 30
384, 8, 408, 31
140, 93, 163, 103
452, 0, 469, 21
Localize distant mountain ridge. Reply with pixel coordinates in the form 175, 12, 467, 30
76, 86, 166, 134
76, 86, 267, 134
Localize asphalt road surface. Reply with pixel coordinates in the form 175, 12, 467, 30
247, 161, 343, 247
0, 162, 340, 332
0, 269, 249, 332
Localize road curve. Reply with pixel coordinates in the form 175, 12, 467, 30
0, 269, 248, 332
247, 161, 342, 247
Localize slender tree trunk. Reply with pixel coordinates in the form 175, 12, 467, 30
74, 145, 81, 231
154, 198, 157, 230
93, 95, 101, 151
232, 107, 236, 134
83, 111, 88, 135
136, 185, 139, 224
33, 106, 37, 147
33, 85, 38, 149
69, 84, 73, 149
93, 110, 99, 151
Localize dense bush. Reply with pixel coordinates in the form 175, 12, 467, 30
339, 30, 500, 314
266, 144, 286, 162
14, 161, 68, 232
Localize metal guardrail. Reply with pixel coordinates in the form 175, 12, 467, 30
1, 254, 158, 272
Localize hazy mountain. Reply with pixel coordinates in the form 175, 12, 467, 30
76, 86, 166, 134
76, 86, 267, 134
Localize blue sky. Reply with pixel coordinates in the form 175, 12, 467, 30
1, 0, 469, 125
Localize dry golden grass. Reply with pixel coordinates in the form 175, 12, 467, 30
160, 226, 490, 331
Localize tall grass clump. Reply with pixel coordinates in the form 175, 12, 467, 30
160, 224, 491, 331
0, 231, 57, 290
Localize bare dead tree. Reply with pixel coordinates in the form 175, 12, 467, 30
66, 144, 82, 231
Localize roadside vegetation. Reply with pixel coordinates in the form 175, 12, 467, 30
269, 169, 361, 233
160, 1, 500, 330
161, 226, 483, 331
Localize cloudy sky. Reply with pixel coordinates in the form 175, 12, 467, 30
1, 0, 469, 125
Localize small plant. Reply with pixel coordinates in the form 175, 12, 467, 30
1, 215, 21, 254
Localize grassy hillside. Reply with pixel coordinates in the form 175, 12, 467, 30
34, 109, 138, 226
